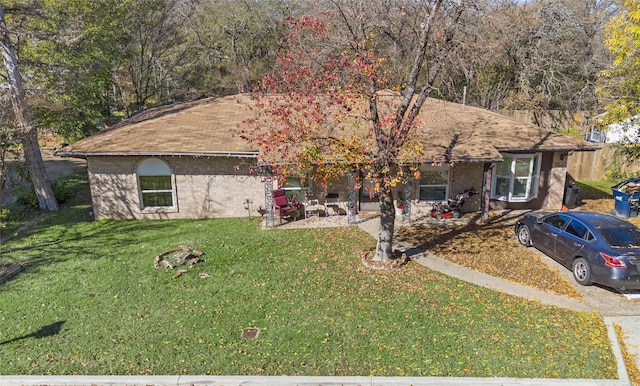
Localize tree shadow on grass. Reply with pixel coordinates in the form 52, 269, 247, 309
0, 218, 178, 281
396, 210, 531, 253
0, 321, 65, 346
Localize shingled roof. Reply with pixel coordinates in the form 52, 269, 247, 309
56, 94, 258, 158
56, 93, 593, 162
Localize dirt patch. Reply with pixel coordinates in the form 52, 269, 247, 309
360, 249, 410, 270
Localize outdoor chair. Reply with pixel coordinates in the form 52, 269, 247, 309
324, 192, 341, 216
303, 193, 322, 218
273, 189, 297, 223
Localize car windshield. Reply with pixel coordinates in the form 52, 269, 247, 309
599, 227, 640, 248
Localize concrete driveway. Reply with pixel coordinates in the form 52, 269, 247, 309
2, 151, 86, 204
535, 248, 640, 373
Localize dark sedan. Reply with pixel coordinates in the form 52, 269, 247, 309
515, 211, 640, 290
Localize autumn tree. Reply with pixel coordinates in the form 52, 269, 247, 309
240, 0, 466, 262
597, 0, 640, 161
0, 2, 58, 211
599, 0, 638, 123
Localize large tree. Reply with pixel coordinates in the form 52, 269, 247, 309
25, 0, 134, 143
446, 0, 614, 114
0, 2, 58, 211
241, 0, 466, 262
597, 0, 640, 162
598, 0, 638, 123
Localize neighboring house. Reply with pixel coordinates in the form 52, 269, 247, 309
55, 94, 596, 222
587, 115, 640, 144
604, 116, 640, 144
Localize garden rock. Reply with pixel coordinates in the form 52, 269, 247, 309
154, 246, 204, 270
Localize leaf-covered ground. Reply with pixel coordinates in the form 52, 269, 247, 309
397, 217, 583, 299
398, 192, 640, 300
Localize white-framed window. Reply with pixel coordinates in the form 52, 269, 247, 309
419, 165, 449, 201
281, 176, 311, 203
491, 153, 541, 202
137, 158, 175, 208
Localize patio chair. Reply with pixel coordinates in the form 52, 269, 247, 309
303, 193, 322, 218
273, 189, 297, 223
324, 192, 341, 216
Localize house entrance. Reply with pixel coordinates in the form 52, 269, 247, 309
359, 177, 380, 211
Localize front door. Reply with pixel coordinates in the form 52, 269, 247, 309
359, 177, 380, 211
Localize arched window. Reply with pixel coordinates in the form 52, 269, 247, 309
137, 158, 174, 208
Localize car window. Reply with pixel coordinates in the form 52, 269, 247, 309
599, 227, 640, 248
565, 219, 588, 239
543, 214, 569, 230
585, 231, 595, 243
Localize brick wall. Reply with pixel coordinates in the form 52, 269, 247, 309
87, 156, 265, 220
448, 163, 483, 211
85, 152, 569, 221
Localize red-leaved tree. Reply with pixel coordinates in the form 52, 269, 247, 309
240, 1, 465, 262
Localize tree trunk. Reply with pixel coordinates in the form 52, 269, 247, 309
0, 3, 58, 211
0, 144, 6, 208
21, 128, 58, 211
374, 190, 395, 262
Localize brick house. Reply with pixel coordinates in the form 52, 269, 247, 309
55, 94, 595, 221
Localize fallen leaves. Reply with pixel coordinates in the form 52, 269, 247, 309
397, 218, 582, 299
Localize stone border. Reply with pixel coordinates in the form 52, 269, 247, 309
360, 249, 410, 270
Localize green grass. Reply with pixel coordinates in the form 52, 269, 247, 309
573, 180, 615, 200
0, 176, 618, 378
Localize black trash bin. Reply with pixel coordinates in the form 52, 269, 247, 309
612, 179, 640, 218
563, 185, 579, 209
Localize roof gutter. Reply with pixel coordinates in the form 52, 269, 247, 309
496, 145, 600, 152
53, 150, 260, 159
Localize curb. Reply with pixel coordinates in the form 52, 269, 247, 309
0, 375, 631, 386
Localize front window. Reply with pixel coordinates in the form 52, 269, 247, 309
281, 176, 311, 203
491, 153, 541, 202
137, 158, 174, 208
419, 165, 449, 201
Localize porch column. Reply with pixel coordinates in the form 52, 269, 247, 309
481, 163, 492, 223
264, 176, 275, 228
402, 170, 412, 222
347, 172, 357, 224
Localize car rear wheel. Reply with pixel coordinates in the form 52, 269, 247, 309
517, 225, 531, 247
572, 257, 592, 286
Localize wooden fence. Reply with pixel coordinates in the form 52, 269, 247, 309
567, 143, 640, 181
498, 110, 638, 182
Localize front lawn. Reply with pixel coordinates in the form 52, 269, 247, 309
0, 200, 617, 378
